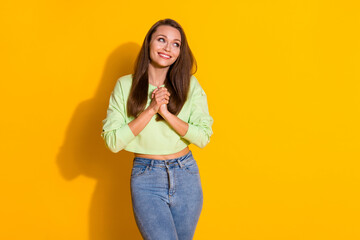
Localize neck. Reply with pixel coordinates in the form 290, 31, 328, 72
148, 63, 169, 87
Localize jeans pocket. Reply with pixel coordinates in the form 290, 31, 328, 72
184, 159, 200, 175
131, 165, 149, 178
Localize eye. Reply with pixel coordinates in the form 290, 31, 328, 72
158, 37, 165, 43
173, 42, 180, 48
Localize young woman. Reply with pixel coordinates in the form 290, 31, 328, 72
101, 18, 213, 240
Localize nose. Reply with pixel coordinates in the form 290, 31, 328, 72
164, 42, 171, 52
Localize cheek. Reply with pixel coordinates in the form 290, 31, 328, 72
149, 50, 155, 61
173, 47, 180, 57
150, 42, 160, 52
149, 45, 159, 59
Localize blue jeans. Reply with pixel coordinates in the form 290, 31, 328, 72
130, 151, 203, 240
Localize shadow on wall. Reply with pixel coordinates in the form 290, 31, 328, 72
56, 42, 142, 240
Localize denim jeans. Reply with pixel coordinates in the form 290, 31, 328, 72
130, 151, 203, 240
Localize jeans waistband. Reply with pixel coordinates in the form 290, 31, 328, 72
133, 151, 193, 168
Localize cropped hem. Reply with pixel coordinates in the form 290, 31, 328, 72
124, 145, 190, 155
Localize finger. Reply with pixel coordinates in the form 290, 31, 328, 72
158, 88, 171, 95
164, 90, 171, 97
155, 89, 171, 98
152, 88, 159, 94
153, 87, 160, 94
163, 95, 170, 102
159, 87, 170, 96
158, 87, 170, 94
155, 88, 167, 95
156, 97, 168, 105
157, 96, 169, 104
155, 91, 168, 99
152, 88, 161, 99
159, 99, 168, 105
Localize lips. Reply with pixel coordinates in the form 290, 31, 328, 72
158, 52, 171, 59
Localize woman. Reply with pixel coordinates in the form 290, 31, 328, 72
101, 18, 213, 240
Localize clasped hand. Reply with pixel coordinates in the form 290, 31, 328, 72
148, 87, 170, 116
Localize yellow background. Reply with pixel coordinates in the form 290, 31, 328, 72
1, 0, 359, 239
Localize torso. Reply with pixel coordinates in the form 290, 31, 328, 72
134, 147, 190, 160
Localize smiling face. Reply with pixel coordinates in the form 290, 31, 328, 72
149, 25, 182, 69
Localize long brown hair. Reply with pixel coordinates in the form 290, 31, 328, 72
127, 18, 197, 120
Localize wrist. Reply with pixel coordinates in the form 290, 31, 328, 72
160, 108, 171, 119
145, 107, 157, 116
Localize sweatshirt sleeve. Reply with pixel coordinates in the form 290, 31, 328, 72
101, 79, 135, 153
182, 77, 214, 148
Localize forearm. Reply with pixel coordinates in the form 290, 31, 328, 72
161, 110, 189, 137
128, 108, 156, 136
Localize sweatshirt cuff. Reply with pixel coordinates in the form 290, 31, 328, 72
182, 124, 197, 143
118, 124, 136, 145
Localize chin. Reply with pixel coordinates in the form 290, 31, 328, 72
151, 60, 174, 69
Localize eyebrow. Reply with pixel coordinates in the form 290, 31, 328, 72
155, 34, 181, 43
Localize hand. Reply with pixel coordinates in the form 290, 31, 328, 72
148, 87, 170, 114
158, 101, 169, 117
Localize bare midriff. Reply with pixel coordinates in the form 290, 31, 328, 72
134, 147, 190, 160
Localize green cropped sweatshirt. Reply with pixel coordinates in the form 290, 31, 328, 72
101, 74, 213, 155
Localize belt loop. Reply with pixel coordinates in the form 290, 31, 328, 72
149, 160, 154, 170
176, 159, 183, 168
